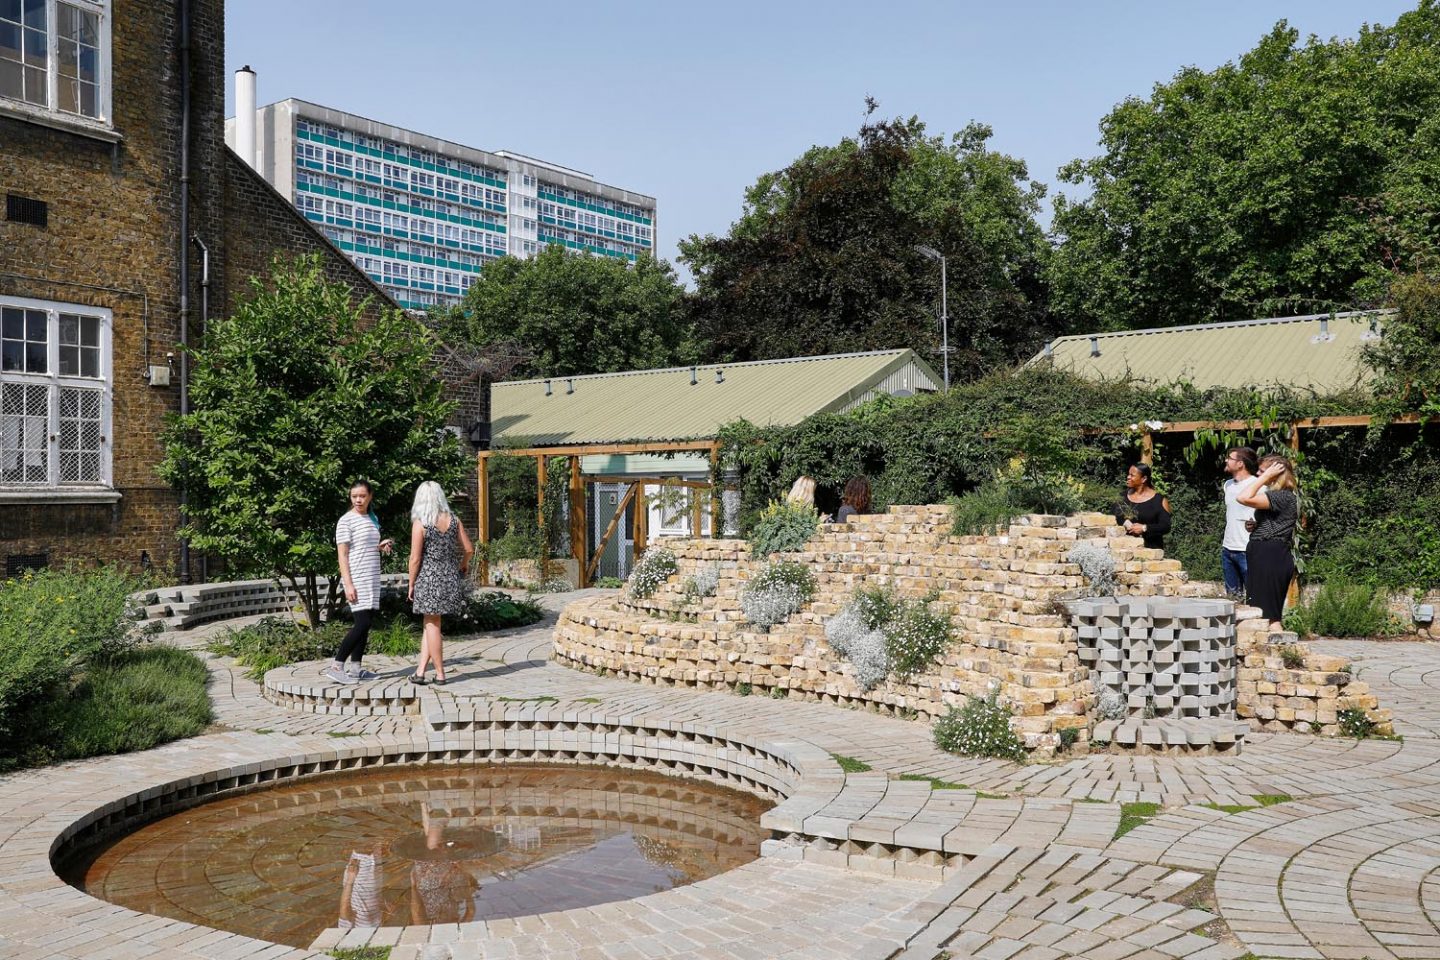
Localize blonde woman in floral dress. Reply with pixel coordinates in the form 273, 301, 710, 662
407, 481, 473, 685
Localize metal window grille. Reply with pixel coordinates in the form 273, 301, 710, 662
0, 382, 50, 485
5, 194, 48, 227
5, 553, 49, 578
58, 386, 102, 482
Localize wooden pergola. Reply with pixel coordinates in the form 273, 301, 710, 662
476, 438, 723, 587
1125, 412, 1422, 463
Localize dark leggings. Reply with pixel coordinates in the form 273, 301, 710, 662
336, 609, 374, 663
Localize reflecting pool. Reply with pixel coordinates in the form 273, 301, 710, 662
63, 764, 772, 948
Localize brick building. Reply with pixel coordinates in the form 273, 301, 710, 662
0, 0, 463, 577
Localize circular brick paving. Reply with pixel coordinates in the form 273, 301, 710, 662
3, 592, 1439, 959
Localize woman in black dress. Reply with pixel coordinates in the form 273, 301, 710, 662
1115, 464, 1172, 550
1237, 455, 1299, 632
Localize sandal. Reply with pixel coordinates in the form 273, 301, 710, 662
411, 672, 429, 686
433, 676, 447, 686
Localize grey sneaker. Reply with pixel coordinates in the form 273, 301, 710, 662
349, 667, 379, 681
325, 666, 358, 685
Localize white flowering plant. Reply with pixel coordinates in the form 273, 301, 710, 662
740, 561, 814, 629
627, 547, 678, 599
933, 691, 1027, 761
825, 584, 953, 687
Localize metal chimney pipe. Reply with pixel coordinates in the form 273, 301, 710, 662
235, 65, 257, 170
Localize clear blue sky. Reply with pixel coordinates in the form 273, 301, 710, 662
226, 1, 1418, 278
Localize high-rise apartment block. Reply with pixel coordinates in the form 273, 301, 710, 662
226, 96, 658, 310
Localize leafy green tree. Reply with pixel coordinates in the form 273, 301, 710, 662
159, 255, 467, 628
434, 245, 693, 379
1368, 271, 1440, 421
1049, 3, 1440, 331
680, 103, 1054, 379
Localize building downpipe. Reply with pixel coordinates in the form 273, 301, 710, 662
177, 0, 192, 583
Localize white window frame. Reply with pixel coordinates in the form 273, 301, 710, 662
0, 0, 112, 133
0, 294, 112, 494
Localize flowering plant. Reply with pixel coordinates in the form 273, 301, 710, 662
740, 561, 814, 629
933, 691, 1027, 761
627, 548, 678, 599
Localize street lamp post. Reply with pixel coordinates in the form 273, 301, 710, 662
913, 245, 949, 391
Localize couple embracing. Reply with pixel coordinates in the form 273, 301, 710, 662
329, 479, 474, 686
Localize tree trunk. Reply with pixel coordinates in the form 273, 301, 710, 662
303, 571, 321, 630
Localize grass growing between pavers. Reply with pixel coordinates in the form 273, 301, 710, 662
330, 948, 391, 960
1113, 801, 1162, 838
495, 695, 559, 703
1202, 792, 1295, 814
898, 773, 969, 790
1173, 871, 1243, 948
830, 753, 872, 773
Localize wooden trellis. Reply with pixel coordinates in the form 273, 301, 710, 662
476, 439, 722, 587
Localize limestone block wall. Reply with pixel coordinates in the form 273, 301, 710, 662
1234, 616, 1393, 736
1070, 597, 1237, 719
557, 508, 1198, 754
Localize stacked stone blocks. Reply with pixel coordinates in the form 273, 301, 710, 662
561, 509, 1199, 755
1235, 617, 1393, 736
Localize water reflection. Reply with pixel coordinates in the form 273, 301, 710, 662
65, 764, 771, 949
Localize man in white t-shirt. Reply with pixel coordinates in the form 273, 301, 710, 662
1221, 446, 1260, 597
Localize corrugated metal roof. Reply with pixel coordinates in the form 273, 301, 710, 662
1031, 311, 1391, 391
492, 349, 940, 446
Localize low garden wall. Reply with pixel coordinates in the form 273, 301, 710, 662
554, 507, 1392, 754
556, 508, 1200, 755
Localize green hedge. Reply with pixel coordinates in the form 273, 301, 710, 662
719, 366, 1439, 591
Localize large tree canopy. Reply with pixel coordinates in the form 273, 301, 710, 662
159, 256, 466, 627
1048, 2, 1440, 331
434, 245, 693, 379
679, 105, 1055, 380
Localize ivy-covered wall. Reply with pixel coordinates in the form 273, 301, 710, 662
718, 366, 1439, 592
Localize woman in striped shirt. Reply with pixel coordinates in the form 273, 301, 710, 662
329, 480, 394, 684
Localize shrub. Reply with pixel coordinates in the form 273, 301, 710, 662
682, 564, 721, 603
1058, 727, 1081, 751
1339, 707, 1377, 739
887, 599, 953, 678
949, 485, 1020, 537
452, 592, 544, 632
741, 561, 815, 629
933, 692, 1027, 761
826, 585, 954, 687
3, 645, 212, 770
749, 499, 821, 557
1279, 644, 1306, 669
1288, 579, 1398, 638
595, 576, 625, 589
210, 616, 334, 680
1067, 543, 1119, 597
627, 547, 678, 599
853, 584, 902, 630
823, 605, 891, 688
950, 463, 1086, 538
1095, 690, 1128, 721
0, 566, 144, 743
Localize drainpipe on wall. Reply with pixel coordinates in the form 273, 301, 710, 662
177, 0, 192, 583
191, 233, 209, 582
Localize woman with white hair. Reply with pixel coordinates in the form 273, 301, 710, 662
407, 481, 474, 684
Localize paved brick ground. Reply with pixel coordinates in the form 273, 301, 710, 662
2, 592, 1438, 959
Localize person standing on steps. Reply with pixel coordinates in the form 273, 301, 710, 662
331, 479, 394, 685
1237, 455, 1300, 634
1115, 463, 1172, 550
1220, 447, 1259, 598
408, 481, 474, 686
